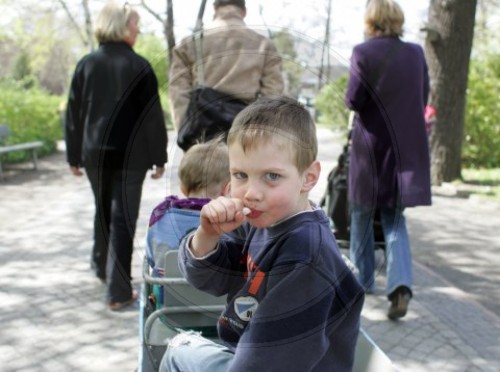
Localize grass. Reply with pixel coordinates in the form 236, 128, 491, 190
452, 168, 500, 202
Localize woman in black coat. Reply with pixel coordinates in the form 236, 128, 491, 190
65, 3, 168, 310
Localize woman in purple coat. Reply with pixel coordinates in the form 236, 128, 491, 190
345, 0, 431, 320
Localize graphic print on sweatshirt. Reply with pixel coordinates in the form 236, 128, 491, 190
218, 252, 266, 345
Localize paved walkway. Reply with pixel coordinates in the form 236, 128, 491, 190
0, 128, 499, 371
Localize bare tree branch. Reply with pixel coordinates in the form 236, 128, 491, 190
166, 0, 176, 59
317, 0, 332, 91
82, 0, 94, 52
139, 0, 175, 62
56, 0, 89, 49
140, 0, 165, 24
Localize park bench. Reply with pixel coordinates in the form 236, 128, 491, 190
0, 124, 43, 181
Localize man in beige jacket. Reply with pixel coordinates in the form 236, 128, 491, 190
168, 0, 284, 133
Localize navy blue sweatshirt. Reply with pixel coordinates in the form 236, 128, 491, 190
179, 209, 364, 371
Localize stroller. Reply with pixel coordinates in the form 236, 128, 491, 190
138, 249, 226, 371
138, 205, 226, 371
320, 129, 385, 251
139, 198, 391, 372
137, 251, 396, 371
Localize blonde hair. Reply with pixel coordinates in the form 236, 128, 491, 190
94, 2, 139, 43
365, 0, 404, 38
178, 138, 230, 197
228, 96, 317, 173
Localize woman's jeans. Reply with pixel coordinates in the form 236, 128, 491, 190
160, 332, 234, 372
349, 203, 412, 298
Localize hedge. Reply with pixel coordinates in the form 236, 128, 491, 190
0, 80, 63, 163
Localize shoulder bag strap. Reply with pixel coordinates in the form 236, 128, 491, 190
193, 0, 208, 87
193, 31, 205, 87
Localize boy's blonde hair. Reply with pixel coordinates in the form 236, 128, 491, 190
364, 0, 404, 38
228, 96, 317, 173
178, 138, 230, 197
94, 2, 139, 44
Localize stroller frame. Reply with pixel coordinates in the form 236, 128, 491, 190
138, 250, 226, 372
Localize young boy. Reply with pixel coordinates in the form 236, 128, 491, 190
145, 139, 230, 308
160, 96, 364, 371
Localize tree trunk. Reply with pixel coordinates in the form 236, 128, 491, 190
165, 0, 175, 63
141, 1, 175, 69
82, 0, 94, 52
424, 0, 477, 185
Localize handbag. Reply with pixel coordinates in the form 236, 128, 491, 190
177, 87, 246, 151
176, 3, 247, 151
320, 145, 349, 240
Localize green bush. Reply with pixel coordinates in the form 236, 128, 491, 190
0, 80, 62, 163
314, 74, 350, 130
134, 34, 172, 129
464, 53, 500, 168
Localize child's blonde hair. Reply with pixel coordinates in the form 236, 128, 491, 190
178, 138, 230, 197
228, 96, 317, 173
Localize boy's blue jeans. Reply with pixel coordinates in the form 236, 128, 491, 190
160, 331, 234, 372
349, 203, 412, 298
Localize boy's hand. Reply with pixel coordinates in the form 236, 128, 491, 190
201, 196, 246, 234
190, 197, 246, 257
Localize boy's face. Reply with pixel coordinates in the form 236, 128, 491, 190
229, 140, 319, 228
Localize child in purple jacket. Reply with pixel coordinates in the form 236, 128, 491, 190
145, 139, 230, 308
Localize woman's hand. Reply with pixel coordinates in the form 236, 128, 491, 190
151, 166, 165, 179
